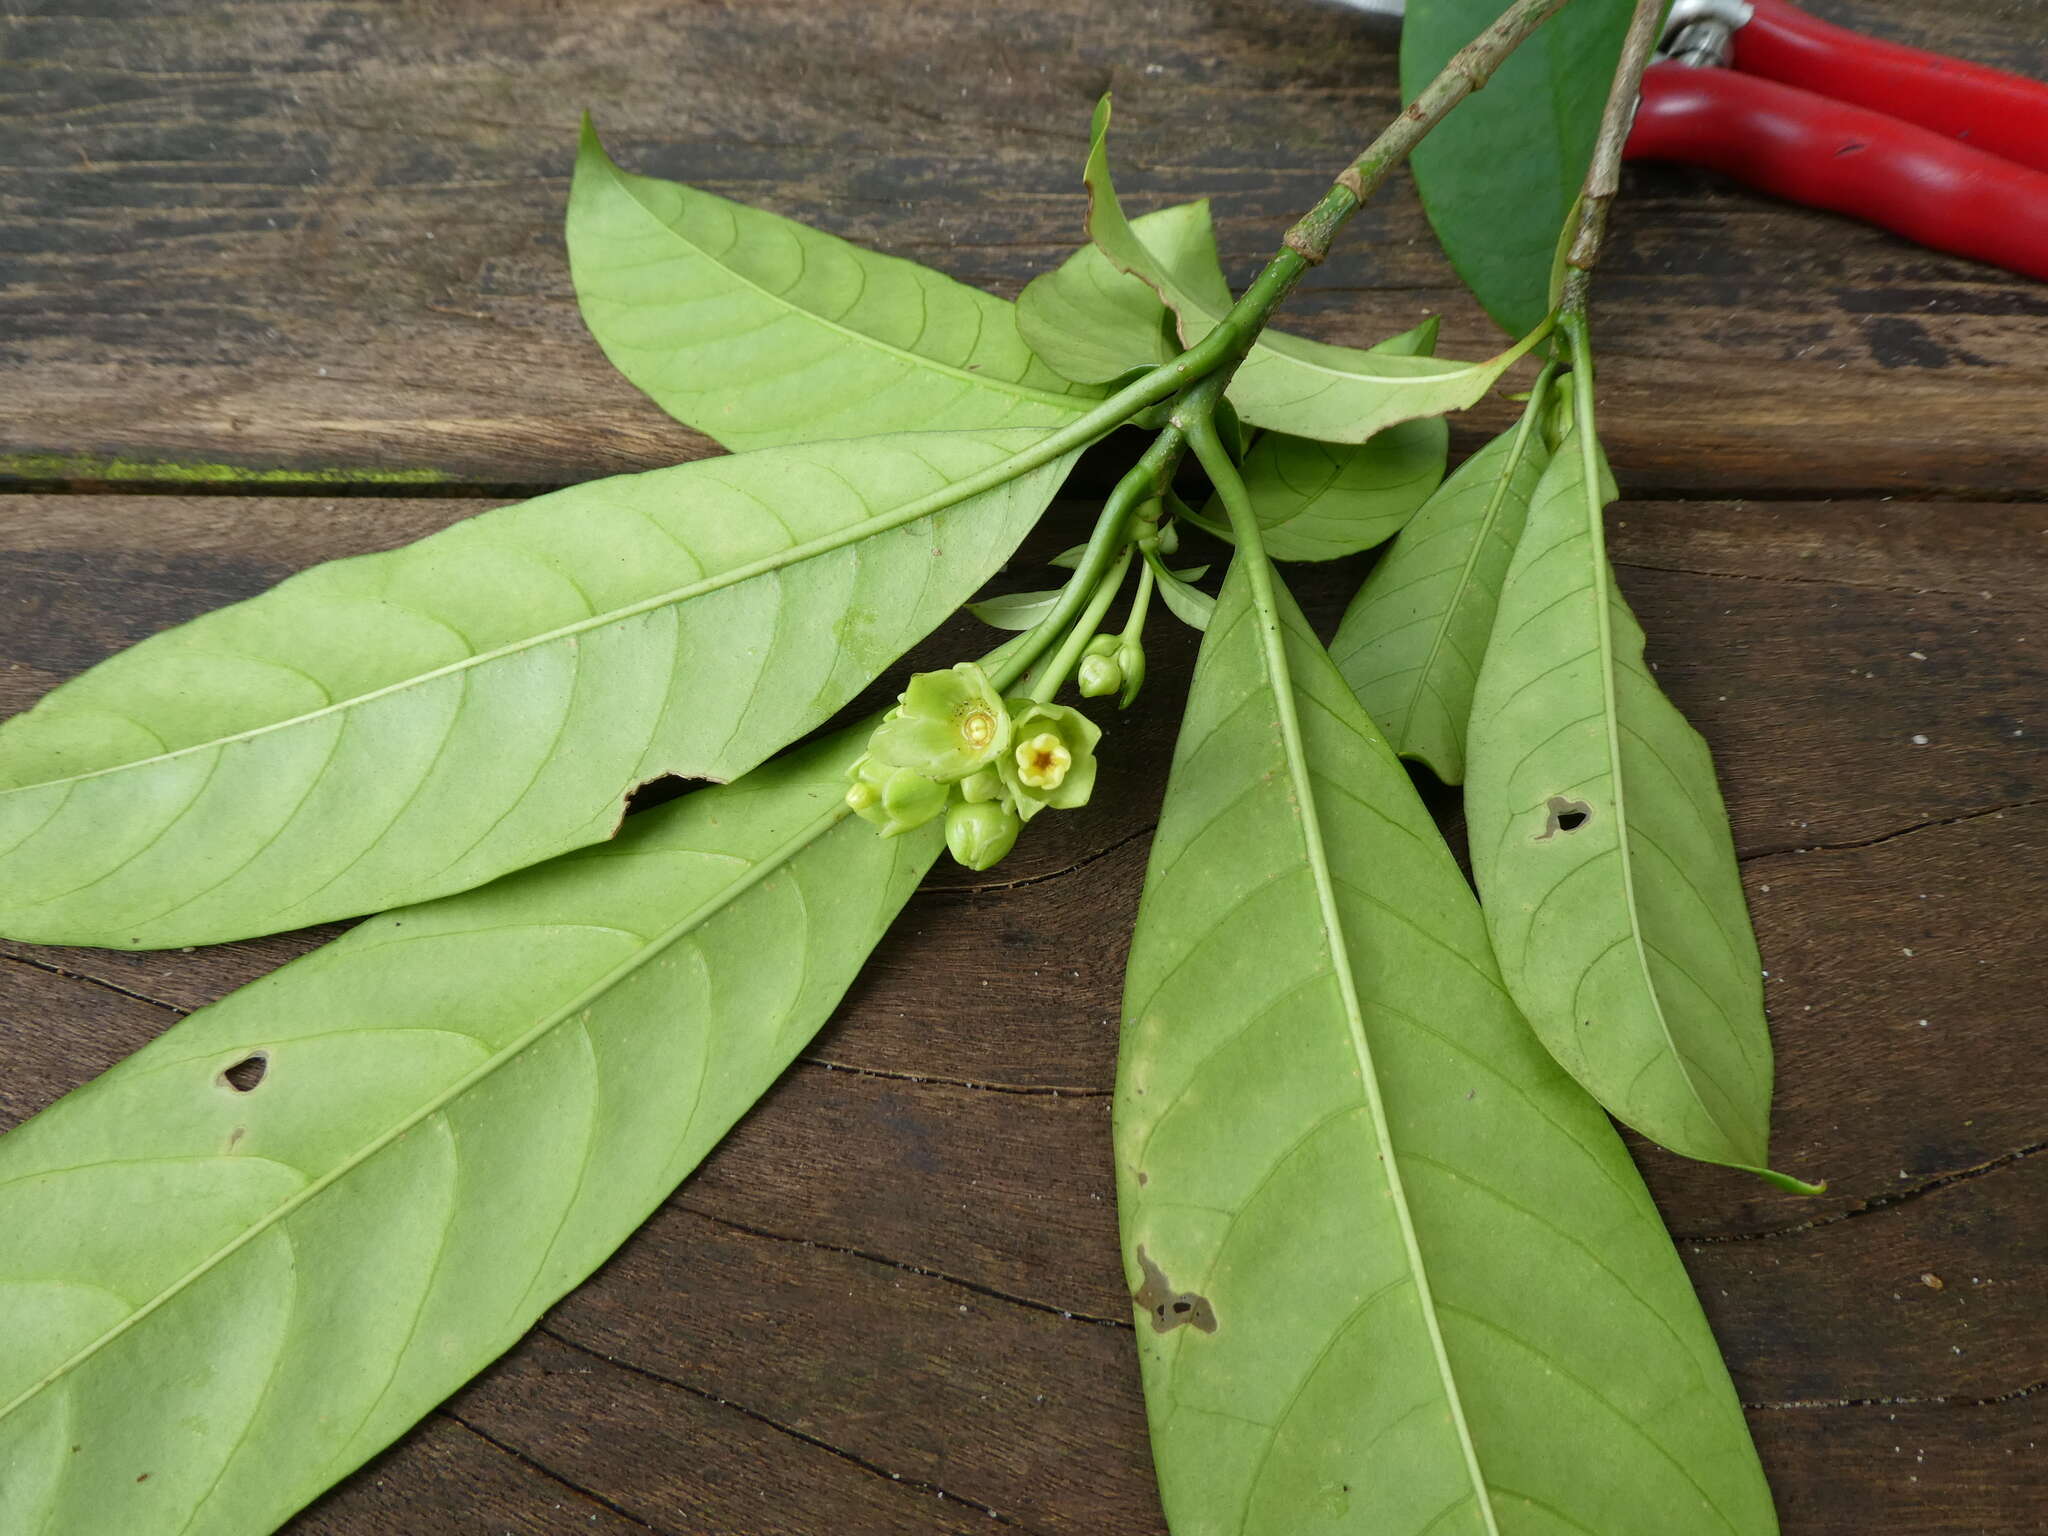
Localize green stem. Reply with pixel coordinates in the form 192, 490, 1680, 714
1119, 557, 1157, 645
1283, 0, 1576, 268
1560, 0, 1665, 309
991, 429, 1185, 692
1025, 548, 1133, 701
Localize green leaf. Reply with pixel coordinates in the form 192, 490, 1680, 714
1080, 98, 1546, 443
968, 587, 1065, 630
1464, 412, 1785, 1179
1018, 201, 1226, 384
0, 730, 937, 1536
1403, 0, 1646, 338
1188, 320, 1452, 562
0, 431, 1073, 949
1146, 550, 1215, 632
1116, 554, 1776, 1535
569, 119, 1101, 450
1329, 383, 1554, 782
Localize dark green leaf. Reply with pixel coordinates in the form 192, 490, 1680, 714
1465, 419, 1785, 1178
1329, 388, 1553, 781
1117, 554, 1776, 1533
0, 432, 1072, 948
1403, 0, 1647, 337
0, 730, 936, 1536
569, 120, 1101, 449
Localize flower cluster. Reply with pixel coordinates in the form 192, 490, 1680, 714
846, 662, 1101, 870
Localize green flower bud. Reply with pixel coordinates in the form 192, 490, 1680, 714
997, 698, 1101, 821
1077, 651, 1123, 698
1115, 635, 1146, 708
959, 767, 1006, 804
846, 754, 948, 837
945, 797, 1021, 871
1154, 520, 1180, 556
868, 662, 1011, 782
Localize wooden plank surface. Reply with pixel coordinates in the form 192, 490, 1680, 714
1, 1, 2045, 496
1, 488, 2042, 1533
4, 0, 2047, 1530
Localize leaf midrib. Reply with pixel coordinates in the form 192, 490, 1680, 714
0, 455, 1035, 797
0, 800, 849, 1427
608, 161, 1092, 416
1237, 560, 1501, 1534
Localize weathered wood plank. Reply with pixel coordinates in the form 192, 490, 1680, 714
2, 2, 2045, 494
0, 486, 2042, 1530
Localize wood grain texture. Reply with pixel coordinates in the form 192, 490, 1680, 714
5, 0, 2046, 1526
1, 486, 2041, 1533
2, 2, 2046, 495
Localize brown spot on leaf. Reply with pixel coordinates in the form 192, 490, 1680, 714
1536, 796, 1593, 841
1134, 1245, 1217, 1335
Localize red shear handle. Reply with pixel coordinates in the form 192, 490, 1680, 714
1735, 0, 2048, 176
1628, 63, 2048, 282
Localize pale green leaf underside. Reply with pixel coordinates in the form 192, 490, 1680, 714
1193, 318, 1450, 561
1330, 411, 1552, 782
1017, 201, 1226, 385
570, 121, 1100, 451
0, 431, 1071, 948
1465, 426, 1776, 1172
1116, 557, 1774, 1536
0, 731, 936, 1536
1080, 99, 1540, 444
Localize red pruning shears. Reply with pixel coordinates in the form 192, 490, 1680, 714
1630, 0, 2048, 281
1344, 0, 2048, 281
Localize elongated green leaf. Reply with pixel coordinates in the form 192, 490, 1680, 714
569, 120, 1101, 450
1116, 555, 1775, 1535
0, 431, 1072, 949
1080, 99, 1543, 443
1465, 420, 1781, 1177
1190, 322, 1451, 562
0, 730, 936, 1536
1017, 201, 1227, 384
1404, 0, 1643, 338
1329, 394, 1553, 781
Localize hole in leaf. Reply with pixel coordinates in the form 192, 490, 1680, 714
219, 1052, 268, 1093
1537, 795, 1594, 841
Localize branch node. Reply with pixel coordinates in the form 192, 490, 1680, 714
1282, 226, 1327, 265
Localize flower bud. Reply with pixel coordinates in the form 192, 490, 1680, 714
1115, 635, 1146, 708
846, 754, 948, 837
959, 767, 1006, 804
1077, 651, 1123, 698
945, 798, 1021, 871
